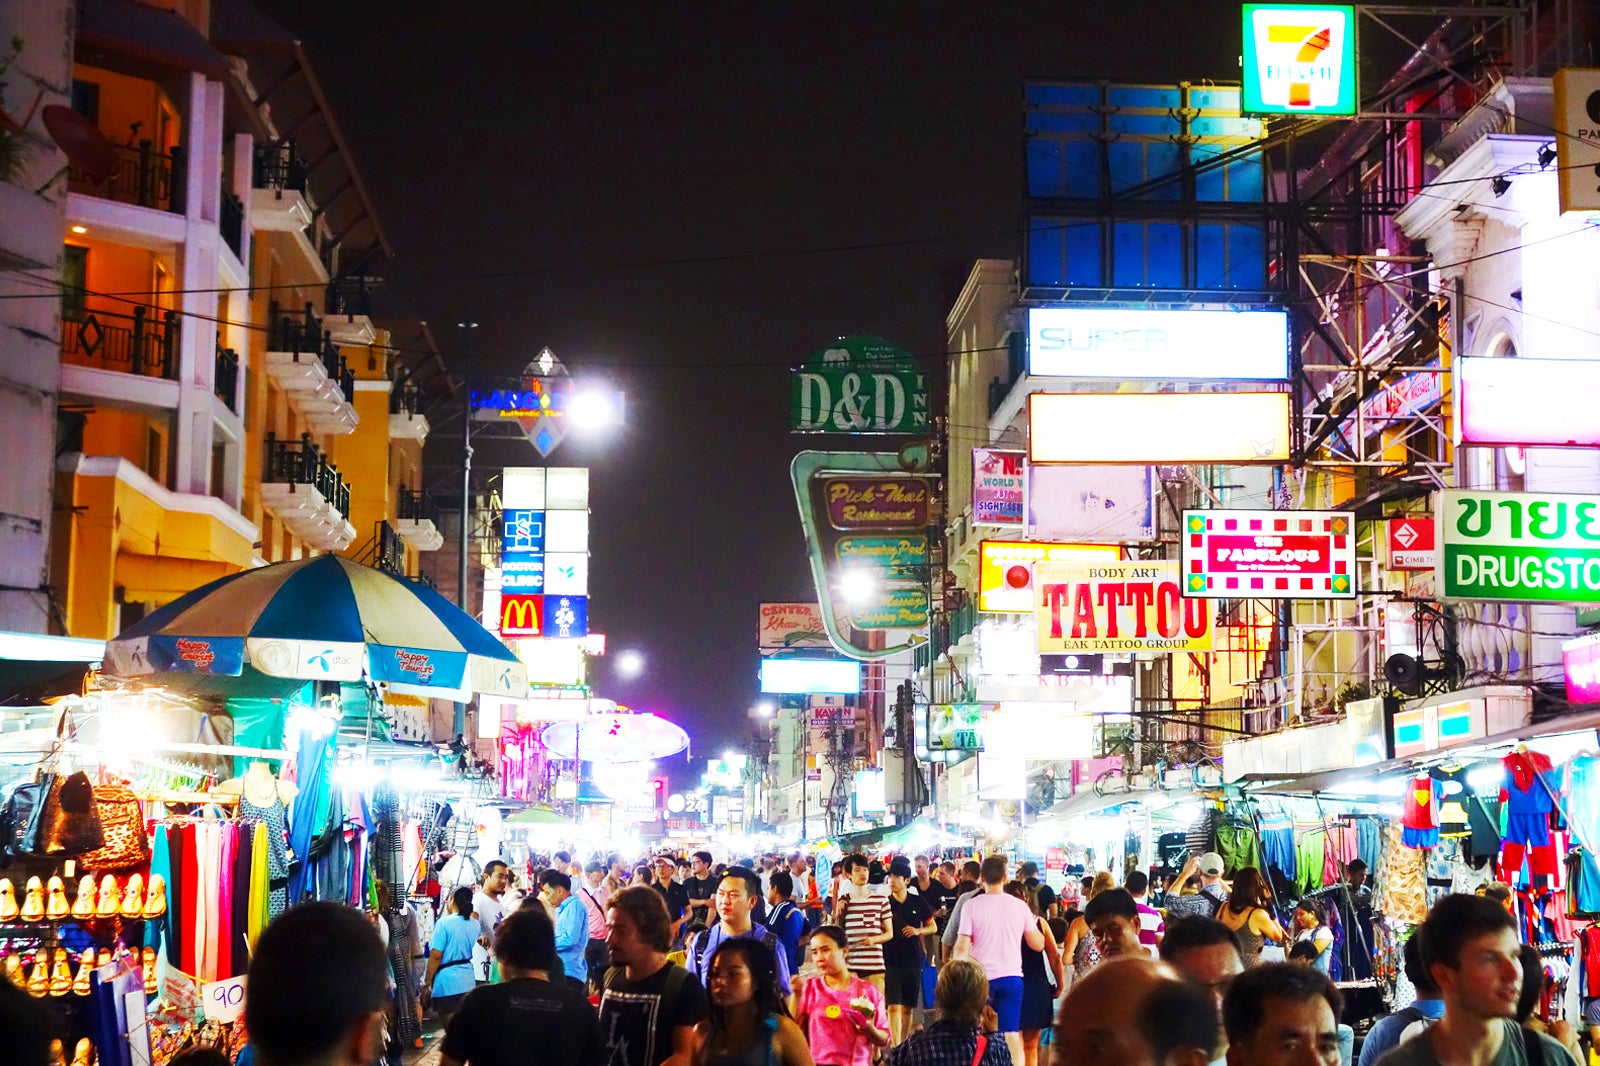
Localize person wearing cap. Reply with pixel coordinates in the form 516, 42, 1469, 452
1164, 853, 1231, 920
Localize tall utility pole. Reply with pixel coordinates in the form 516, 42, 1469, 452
456, 321, 478, 611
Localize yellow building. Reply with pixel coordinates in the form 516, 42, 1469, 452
49, 0, 444, 639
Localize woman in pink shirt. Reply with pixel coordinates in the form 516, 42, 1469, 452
792, 926, 889, 1066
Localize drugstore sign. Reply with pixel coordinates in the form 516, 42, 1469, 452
1242, 4, 1358, 116
1034, 561, 1212, 653
1438, 489, 1600, 602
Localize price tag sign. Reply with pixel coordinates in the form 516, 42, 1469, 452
201, 975, 247, 1023
160, 969, 202, 1022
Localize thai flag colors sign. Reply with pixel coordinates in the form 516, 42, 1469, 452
1181, 509, 1357, 599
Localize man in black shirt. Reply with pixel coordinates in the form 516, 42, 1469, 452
1018, 861, 1058, 917
601, 885, 709, 1066
441, 906, 605, 1066
649, 855, 690, 943
683, 850, 717, 926
884, 858, 936, 1045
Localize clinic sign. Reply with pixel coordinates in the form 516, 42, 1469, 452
1181, 509, 1356, 599
1026, 307, 1289, 380
1242, 4, 1358, 116
1438, 490, 1600, 602
791, 335, 929, 434
1035, 561, 1213, 653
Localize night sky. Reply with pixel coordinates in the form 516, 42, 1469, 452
260, 2, 1245, 762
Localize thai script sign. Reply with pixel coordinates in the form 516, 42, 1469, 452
1438, 489, 1600, 602
1035, 561, 1213, 652
1181, 509, 1356, 598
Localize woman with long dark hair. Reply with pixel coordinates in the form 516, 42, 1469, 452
1217, 867, 1286, 967
692, 938, 812, 1066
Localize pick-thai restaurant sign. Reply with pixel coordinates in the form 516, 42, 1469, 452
822, 477, 931, 529
1438, 489, 1600, 602
758, 603, 831, 652
1035, 561, 1213, 653
972, 449, 1025, 525
1181, 510, 1356, 599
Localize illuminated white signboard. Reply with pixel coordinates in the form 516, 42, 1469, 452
1457, 357, 1600, 447
1028, 392, 1291, 464
1027, 307, 1289, 380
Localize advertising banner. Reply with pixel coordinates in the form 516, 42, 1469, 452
1388, 516, 1436, 571
1241, 4, 1358, 116
1437, 489, 1600, 602
790, 335, 929, 434
978, 540, 1121, 613
1358, 367, 1443, 434
972, 448, 1025, 525
1554, 69, 1600, 214
1028, 392, 1291, 464
1026, 465, 1156, 543
792, 451, 934, 659
502, 510, 544, 554
1457, 357, 1600, 447
1035, 561, 1212, 652
1026, 306, 1288, 380
1563, 632, 1600, 704
500, 594, 544, 637
1181, 509, 1356, 599
758, 603, 832, 651
544, 595, 588, 639
928, 703, 984, 751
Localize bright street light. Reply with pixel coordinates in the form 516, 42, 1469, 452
616, 649, 645, 678
753, 701, 775, 717
838, 568, 879, 606
567, 386, 626, 430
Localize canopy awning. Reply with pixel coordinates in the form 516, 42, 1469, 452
77, 0, 233, 81
0, 632, 105, 706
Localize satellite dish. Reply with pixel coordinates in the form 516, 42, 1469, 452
41, 105, 120, 183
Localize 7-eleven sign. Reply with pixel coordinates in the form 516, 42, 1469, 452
1388, 517, 1436, 571
1242, 4, 1359, 116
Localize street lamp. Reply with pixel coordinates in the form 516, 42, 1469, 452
616, 649, 645, 679
455, 320, 479, 612
838, 568, 879, 606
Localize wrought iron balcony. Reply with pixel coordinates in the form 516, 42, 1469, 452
262, 433, 351, 519
268, 301, 323, 355
260, 432, 355, 551
61, 307, 179, 378
371, 520, 407, 578
252, 144, 308, 193
265, 302, 358, 434
326, 276, 374, 318
214, 338, 239, 412
67, 140, 185, 213
388, 376, 430, 441
395, 486, 443, 551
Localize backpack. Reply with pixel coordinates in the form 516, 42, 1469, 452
693, 924, 781, 979
603, 962, 690, 1012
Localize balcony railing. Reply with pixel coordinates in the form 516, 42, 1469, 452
214, 339, 239, 411
220, 192, 244, 259
326, 276, 374, 318
252, 144, 308, 193
390, 377, 423, 416
372, 521, 407, 578
397, 486, 440, 526
267, 301, 323, 355
262, 433, 350, 518
61, 307, 179, 378
67, 141, 185, 213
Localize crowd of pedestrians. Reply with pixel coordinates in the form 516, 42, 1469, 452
6, 848, 1585, 1066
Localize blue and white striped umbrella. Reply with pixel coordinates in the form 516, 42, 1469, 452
104, 555, 526, 700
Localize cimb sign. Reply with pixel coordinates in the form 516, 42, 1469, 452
1026, 306, 1289, 380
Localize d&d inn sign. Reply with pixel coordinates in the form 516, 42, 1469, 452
1438, 490, 1600, 602
791, 335, 929, 434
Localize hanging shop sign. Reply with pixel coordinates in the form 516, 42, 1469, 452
1357, 367, 1443, 434
1180, 509, 1356, 599
1564, 632, 1600, 704
502, 509, 545, 554
972, 448, 1026, 525
1034, 561, 1213, 652
1388, 516, 1436, 571
928, 703, 985, 751
1241, 4, 1358, 116
1028, 392, 1291, 464
790, 335, 929, 434
544, 594, 588, 639
1026, 306, 1289, 380
1027, 464, 1157, 543
1437, 489, 1600, 602
500, 554, 545, 593
500, 593, 544, 637
1554, 68, 1600, 214
978, 540, 1121, 613
983, 703, 1095, 760
759, 658, 862, 695
792, 451, 933, 659
758, 603, 832, 652
1457, 357, 1600, 447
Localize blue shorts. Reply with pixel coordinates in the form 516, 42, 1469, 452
988, 976, 1024, 1033
1504, 811, 1551, 848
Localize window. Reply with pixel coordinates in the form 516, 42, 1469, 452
144, 425, 165, 486
62, 245, 87, 322
70, 80, 100, 123
211, 440, 228, 503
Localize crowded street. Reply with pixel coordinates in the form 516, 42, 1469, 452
5, 2, 1600, 1066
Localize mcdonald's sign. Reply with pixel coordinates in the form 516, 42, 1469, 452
500, 593, 544, 637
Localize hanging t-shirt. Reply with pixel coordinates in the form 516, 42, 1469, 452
1431, 766, 1475, 838
1401, 776, 1441, 849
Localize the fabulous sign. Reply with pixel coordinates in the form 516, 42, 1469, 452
1437, 489, 1600, 602
1034, 561, 1213, 653
790, 335, 929, 434
1181, 509, 1356, 599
